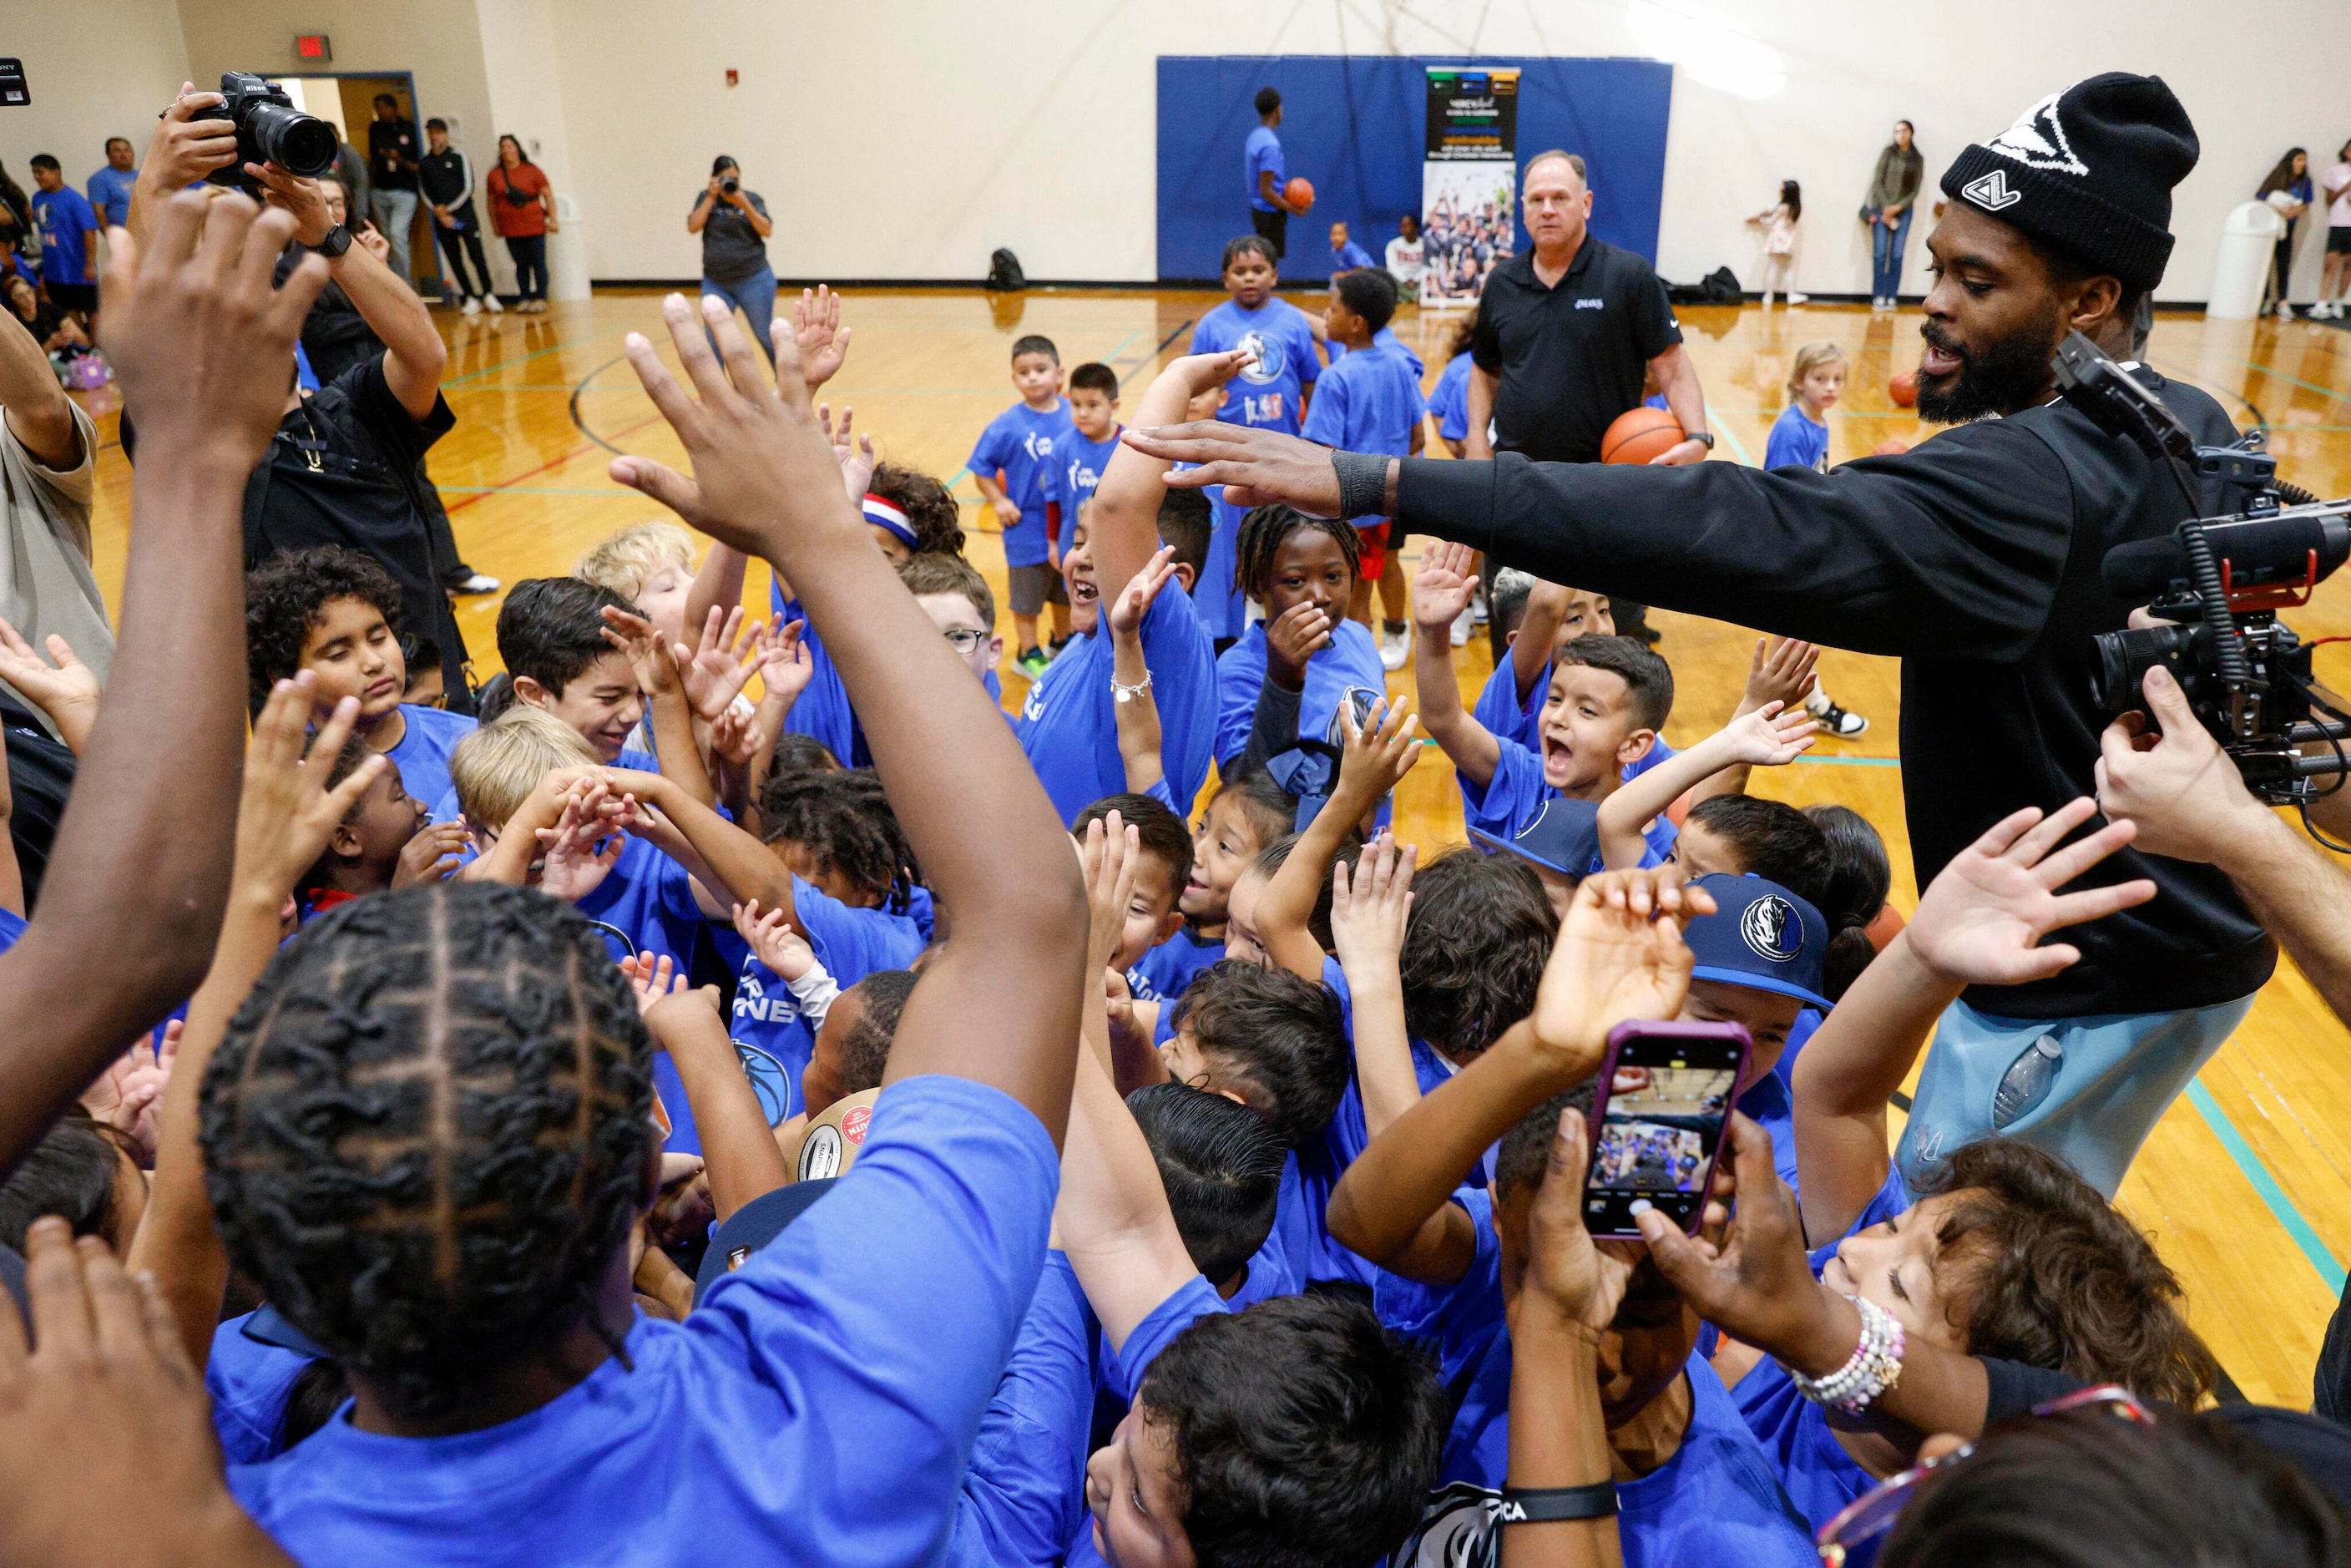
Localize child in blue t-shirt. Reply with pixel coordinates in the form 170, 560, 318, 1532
199, 306, 1095, 1565
970, 334, 1074, 676
1018, 351, 1244, 824
1189, 236, 1319, 438
1211, 506, 1383, 774
1300, 266, 1424, 665
1427, 309, 1481, 455
1327, 220, 1376, 274
1044, 362, 1124, 562
245, 547, 479, 815
1764, 341, 1845, 473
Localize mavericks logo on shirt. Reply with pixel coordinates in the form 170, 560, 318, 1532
1235, 329, 1288, 383
1022, 430, 1056, 461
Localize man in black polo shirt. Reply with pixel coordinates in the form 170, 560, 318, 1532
366, 93, 422, 285
1125, 74, 2272, 1199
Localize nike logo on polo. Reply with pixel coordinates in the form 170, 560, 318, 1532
1961, 169, 2022, 211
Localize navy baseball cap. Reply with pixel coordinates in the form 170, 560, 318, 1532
692, 1178, 840, 1307
1684, 873, 1830, 1009
243, 1302, 332, 1360
1469, 797, 1603, 879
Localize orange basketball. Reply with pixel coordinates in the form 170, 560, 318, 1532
1600, 405, 1685, 464
1873, 438, 1910, 457
1889, 370, 1918, 407
1284, 176, 1315, 211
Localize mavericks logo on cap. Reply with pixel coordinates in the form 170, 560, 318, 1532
1961, 169, 2022, 212
1984, 91, 2089, 175
1739, 894, 1803, 964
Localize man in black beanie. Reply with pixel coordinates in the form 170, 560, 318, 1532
1121, 74, 2276, 1199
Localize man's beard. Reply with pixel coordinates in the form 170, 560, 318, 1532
1914, 306, 2063, 423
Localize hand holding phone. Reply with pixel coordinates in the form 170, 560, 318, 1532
1580, 1019, 1750, 1239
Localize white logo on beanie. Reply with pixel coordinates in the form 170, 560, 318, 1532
1984, 91, 2090, 176
1961, 169, 2023, 211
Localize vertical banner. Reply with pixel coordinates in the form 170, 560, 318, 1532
1421, 66, 1519, 306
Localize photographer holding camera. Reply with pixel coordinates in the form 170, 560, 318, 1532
689, 155, 776, 368
1126, 73, 2271, 1197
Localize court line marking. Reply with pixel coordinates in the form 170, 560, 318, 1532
1787, 754, 1901, 766
1702, 400, 1755, 465
446, 410, 667, 513
2219, 355, 2351, 411
443, 327, 622, 386
2185, 1079, 2348, 1292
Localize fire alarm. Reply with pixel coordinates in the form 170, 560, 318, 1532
725, 68, 739, 88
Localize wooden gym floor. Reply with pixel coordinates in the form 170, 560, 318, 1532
72, 285, 2351, 1407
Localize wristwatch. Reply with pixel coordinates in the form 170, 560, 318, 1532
308, 224, 351, 259
1689, 431, 1716, 449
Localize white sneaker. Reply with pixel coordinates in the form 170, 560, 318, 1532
1787, 291, 1809, 305
449, 572, 501, 595
1470, 585, 1490, 625
1378, 622, 1410, 672
484, 294, 505, 314
1450, 607, 1472, 648
2278, 301, 2296, 321
461, 296, 481, 316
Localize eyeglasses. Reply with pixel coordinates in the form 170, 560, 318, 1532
940, 628, 989, 655
1815, 1385, 2152, 1566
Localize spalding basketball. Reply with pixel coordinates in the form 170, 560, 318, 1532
1284, 175, 1315, 212
1873, 438, 1910, 457
1600, 405, 1685, 464
1889, 370, 1918, 407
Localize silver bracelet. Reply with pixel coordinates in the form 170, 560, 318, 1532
1112, 670, 1152, 705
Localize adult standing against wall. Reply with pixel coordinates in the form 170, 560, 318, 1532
2257, 148, 2312, 320
420, 119, 497, 316
687, 156, 776, 366
488, 136, 556, 312
1246, 88, 1307, 260
1463, 148, 1711, 643
1864, 119, 1924, 311
83, 139, 137, 230
366, 94, 422, 286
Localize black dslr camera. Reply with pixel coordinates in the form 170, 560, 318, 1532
205, 72, 338, 189
2054, 333, 2351, 819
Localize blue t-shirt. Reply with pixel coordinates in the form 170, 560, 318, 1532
85, 164, 137, 227
1469, 659, 1680, 788
1191, 299, 1320, 438
1325, 324, 1425, 379
1299, 338, 1426, 537
1459, 737, 1678, 866
1429, 351, 1474, 443
229, 1075, 1059, 1568
1131, 927, 1223, 1008
31, 187, 98, 285
1765, 405, 1830, 473
0, 907, 24, 956
382, 705, 477, 823
1192, 478, 1248, 642
1211, 619, 1386, 773
766, 589, 867, 767
731, 877, 931, 1121
1044, 424, 1124, 559
1018, 580, 1216, 824
947, 1251, 1100, 1568
969, 400, 1074, 568
568, 833, 715, 1152
208, 1313, 317, 1466
1244, 125, 1285, 213
1332, 237, 1376, 271
1378, 1191, 1814, 1566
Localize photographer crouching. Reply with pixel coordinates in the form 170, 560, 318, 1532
1126, 73, 2270, 1198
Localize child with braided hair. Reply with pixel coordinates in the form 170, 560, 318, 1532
1212, 504, 1385, 778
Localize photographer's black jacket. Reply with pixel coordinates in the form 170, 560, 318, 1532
1396, 370, 2277, 1019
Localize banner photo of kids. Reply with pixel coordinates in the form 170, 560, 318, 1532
1419, 66, 1519, 306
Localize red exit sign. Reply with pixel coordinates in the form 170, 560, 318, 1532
295, 33, 331, 61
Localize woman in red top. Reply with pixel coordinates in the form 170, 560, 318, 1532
487, 134, 559, 311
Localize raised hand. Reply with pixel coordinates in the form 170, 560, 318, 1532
1722, 700, 1819, 767
620, 950, 686, 1017
1742, 636, 1820, 714
391, 821, 469, 889
1529, 866, 1717, 1080
1120, 422, 1345, 515
1328, 832, 1417, 974
600, 605, 685, 701
235, 675, 386, 903
0, 619, 101, 755
140, 84, 238, 191
733, 898, 817, 982
675, 605, 773, 723
537, 782, 625, 901
1332, 695, 1423, 810
1163, 346, 1259, 397
818, 403, 877, 498
609, 291, 862, 559
240, 160, 334, 247
81, 1021, 178, 1166
792, 286, 852, 392
756, 618, 815, 711
1904, 797, 2156, 988
1412, 541, 1479, 635
1109, 545, 1180, 640
1263, 599, 1334, 675
1079, 811, 1140, 973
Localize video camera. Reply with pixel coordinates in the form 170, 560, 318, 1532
2054, 332, 2351, 818
203, 73, 338, 192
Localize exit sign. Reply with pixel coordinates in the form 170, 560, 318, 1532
295, 34, 331, 62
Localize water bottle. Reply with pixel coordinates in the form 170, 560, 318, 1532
1991, 1035, 2065, 1129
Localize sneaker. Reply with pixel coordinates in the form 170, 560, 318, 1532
484, 293, 505, 314
1450, 606, 1472, 648
1469, 584, 1490, 625
448, 572, 501, 595
1378, 620, 1411, 671
1787, 291, 1809, 305
1808, 698, 1869, 739
2278, 301, 2297, 321
461, 296, 481, 316
1014, 646, 1049, 680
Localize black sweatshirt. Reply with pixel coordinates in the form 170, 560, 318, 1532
1394, 369, 2277, 1019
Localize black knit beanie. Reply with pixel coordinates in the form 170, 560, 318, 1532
1939, 73, 2199, 291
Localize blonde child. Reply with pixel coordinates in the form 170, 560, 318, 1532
1763, 344, 1867, 739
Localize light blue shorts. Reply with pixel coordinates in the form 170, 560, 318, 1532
1896, 993, 2257, 1199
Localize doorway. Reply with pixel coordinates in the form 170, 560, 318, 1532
276, 71, 447, 299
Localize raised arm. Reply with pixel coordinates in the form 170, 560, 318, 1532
0, 194, 326, 1177
1087, 348, 1256, 619
1792, 799, 2153, 1242
1690, 639, 1820, 805
1595, 702, 1814, 870
640, 981, 789, 1222
1257, 696, 1420, 982
1509, 581, 1570, 706
1328, 836, 1420, 1141
1108, 549, 1178, 796
127, 85, 238, 248
611, 291, 1087, 1141
1055, 1022, 1200, 1352
247, 162, 446, 420
1411, 542, 1500, 787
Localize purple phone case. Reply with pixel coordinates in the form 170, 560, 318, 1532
1583, 1018, 1752, 1238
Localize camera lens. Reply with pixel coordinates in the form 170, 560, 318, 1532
2091, 624, 2188, 711
250, 103, 339, 178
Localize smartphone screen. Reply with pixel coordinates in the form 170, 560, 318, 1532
1582, 1026, 1747, 1237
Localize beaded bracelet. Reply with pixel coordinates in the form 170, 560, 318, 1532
1787, 1294, 1906, 1414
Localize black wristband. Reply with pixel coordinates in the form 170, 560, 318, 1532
1499, 1483, 1618, 1523
1331, 448, 1389, 519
